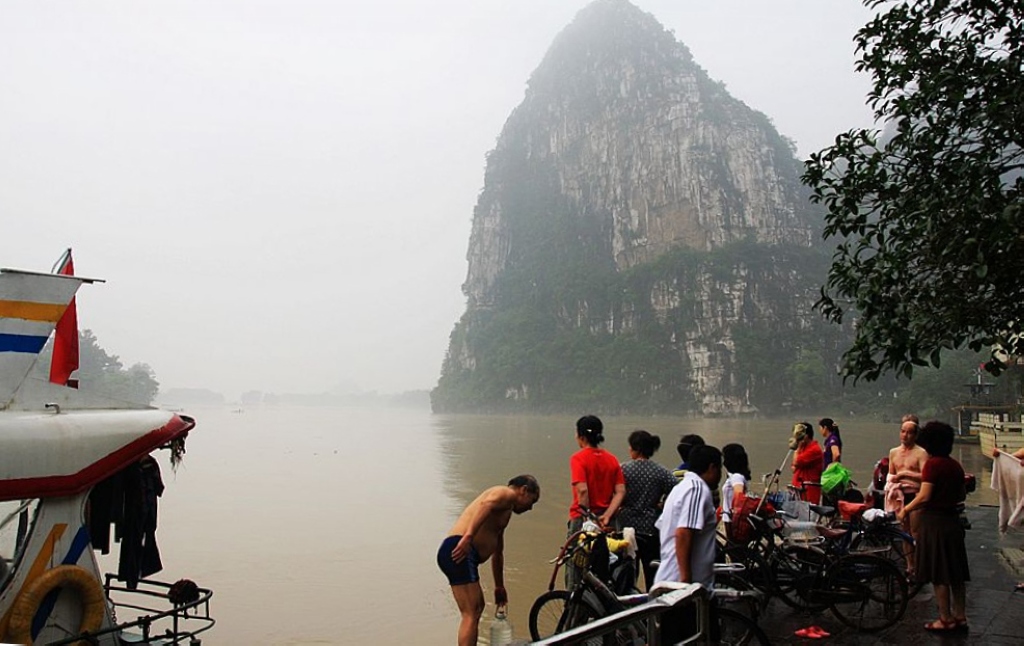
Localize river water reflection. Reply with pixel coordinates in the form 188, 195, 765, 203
137, 407, 993, 644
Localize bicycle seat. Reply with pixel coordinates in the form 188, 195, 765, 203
815, 524, 849, 540
809, 504, 835, 517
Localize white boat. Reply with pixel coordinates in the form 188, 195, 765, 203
0, 267, 213, 645
974, 411, 1024, 458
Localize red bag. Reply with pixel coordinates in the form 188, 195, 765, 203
727, 493, 775, 543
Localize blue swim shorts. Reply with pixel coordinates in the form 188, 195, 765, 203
437, 535, 480, 586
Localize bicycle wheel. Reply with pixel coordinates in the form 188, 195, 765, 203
771, 544, 829, 610
714, 573, 765, 620
826, 553, 908, 632
719, 544, 772, 614
715, 606, 771, 646
850, 527, 924, 598
528, 590, 604, 643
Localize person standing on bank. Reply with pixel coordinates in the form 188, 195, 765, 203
888, 419, 928, 575
655, 444, 722, 587
675, 433, 706, 472
567, 415, 625, 586
619, 430, 678, 590
437, 475, 541, 646
898, 422, 969, 633
653, 445, 723, 643
819, 417, 842, 469
720, 444, 752, 533
790, 422, 823, 504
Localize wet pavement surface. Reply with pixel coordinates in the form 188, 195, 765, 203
758, 504, 1024, 645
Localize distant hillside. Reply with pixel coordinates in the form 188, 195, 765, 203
434, 0, 842, 416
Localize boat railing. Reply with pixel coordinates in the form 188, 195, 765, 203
46, 575, 215, 645
530, 582, 711, 645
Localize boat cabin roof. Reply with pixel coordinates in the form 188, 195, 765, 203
0, 409, 193, 501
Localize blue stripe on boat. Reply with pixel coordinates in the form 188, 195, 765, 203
0, 333, 48, 353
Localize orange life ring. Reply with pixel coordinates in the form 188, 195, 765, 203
8, 564, 106, 645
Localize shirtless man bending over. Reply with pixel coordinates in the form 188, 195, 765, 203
888, 420, 928, 573
437, 475, 540, 646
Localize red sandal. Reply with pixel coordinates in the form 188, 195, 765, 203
924, 618, 958, 632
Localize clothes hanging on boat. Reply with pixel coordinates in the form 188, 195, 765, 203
117, 456, 164, 588
87, 456, 165, 588
88, 471, 123, 554
991, 453, 1024, 534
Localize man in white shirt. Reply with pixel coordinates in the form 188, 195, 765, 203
654, 445, 722, 643
655, 444, 722, 588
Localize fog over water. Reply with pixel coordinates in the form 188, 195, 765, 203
0, 1, 875, 399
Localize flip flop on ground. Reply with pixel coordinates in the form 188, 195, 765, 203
924, 618, 958, 632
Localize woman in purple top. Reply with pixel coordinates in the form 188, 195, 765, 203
898, 421, 969, 633
819, 417, 842, 469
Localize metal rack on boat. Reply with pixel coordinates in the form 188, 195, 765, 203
43, 576, 214, 646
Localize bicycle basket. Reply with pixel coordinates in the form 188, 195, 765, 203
571, 543, 591, 569
727, 494, 775, 543
571, 532, 611, 582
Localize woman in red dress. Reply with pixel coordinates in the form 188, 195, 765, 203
789, 422, 823, 503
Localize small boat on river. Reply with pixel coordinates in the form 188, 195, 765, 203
0, 266, 214, 644
974, 411, 1024, 458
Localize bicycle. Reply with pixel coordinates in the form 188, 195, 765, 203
528, 516, 646, 645
529, 520, 770, 645
815, 500, 923, 598
755, 502, 909, 631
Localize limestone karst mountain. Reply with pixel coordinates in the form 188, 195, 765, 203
433, 0, 840, 416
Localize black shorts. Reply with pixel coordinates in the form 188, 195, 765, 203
437, 535, 480, 586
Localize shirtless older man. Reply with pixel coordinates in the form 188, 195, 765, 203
887, 419, 928, 573
437, 475, 540, 646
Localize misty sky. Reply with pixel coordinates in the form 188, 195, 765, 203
0, 1, 876, 399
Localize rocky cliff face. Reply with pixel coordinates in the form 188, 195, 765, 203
435, 0, 828, 415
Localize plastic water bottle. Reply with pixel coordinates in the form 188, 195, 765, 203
490, 607, 513, 646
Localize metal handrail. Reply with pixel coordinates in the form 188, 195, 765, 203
45, 576, 215, 645
530, 583, 710, 645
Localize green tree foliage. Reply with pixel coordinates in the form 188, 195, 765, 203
786, 348, 830, 411
33, 329, 160, 405
803, 0, 1024, 382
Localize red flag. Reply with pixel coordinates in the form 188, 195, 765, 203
50, 249, 79, 387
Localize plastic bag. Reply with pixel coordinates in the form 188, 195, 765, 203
821, 461, 851, 494
783, 498, 812, 521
